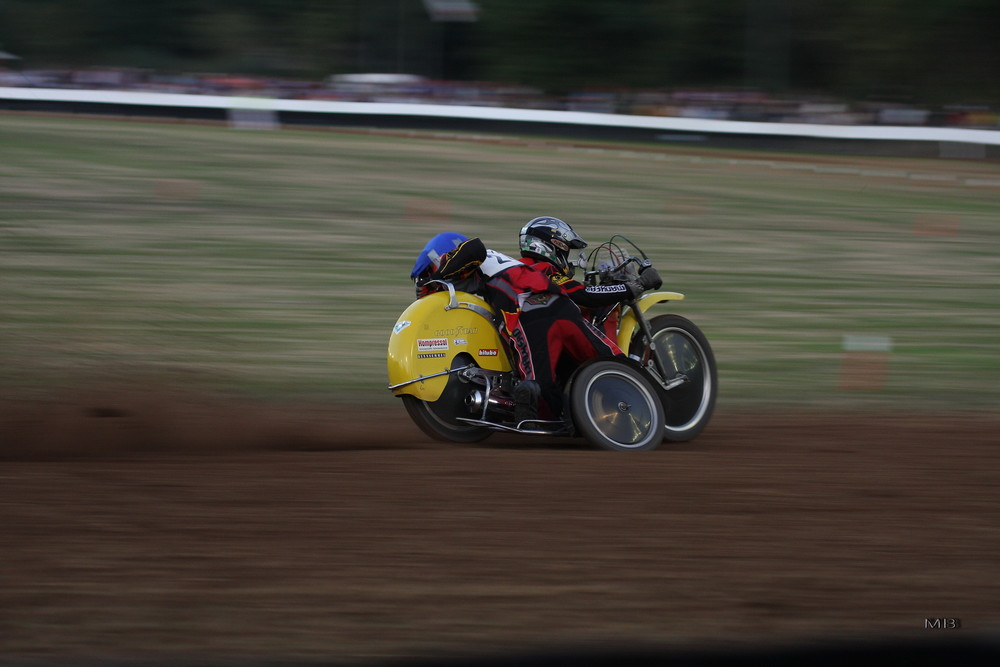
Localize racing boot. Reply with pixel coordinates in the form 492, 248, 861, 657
513, 379, 541, 425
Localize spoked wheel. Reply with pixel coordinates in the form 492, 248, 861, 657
400, 356, 491, 444
568, 358, 665, 451
631, 314, 717, 442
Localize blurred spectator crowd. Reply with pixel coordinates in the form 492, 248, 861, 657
1, 65, 997, 130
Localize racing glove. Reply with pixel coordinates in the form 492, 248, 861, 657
622, 266, 663, 300
638, 266, 662, 291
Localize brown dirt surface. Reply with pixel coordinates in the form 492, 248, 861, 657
1, 391, 999, 664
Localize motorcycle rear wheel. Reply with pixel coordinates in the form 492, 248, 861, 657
568, 359, 665, 451
631, 314, 717, 442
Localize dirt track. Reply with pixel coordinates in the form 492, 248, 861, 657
1, 395, 999, 663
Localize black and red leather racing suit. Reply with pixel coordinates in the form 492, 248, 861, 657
481, 256, 626, 418
420, 237, 630, 418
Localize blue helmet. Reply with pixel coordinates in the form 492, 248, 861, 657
410, 232, 469, 280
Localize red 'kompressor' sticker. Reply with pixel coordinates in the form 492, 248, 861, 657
417, 338, 449, 352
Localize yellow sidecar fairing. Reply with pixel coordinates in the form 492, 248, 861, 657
387, 290, 511, 401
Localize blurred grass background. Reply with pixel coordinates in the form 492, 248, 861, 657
2, 114, 999, 414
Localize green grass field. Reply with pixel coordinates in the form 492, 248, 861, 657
2, 114, 999, 413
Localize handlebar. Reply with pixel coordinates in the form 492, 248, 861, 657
582, 234, 654, 287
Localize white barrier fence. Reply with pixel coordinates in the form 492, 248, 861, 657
2, 86, 998, 156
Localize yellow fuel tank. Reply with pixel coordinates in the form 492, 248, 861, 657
387, 291, 511, 401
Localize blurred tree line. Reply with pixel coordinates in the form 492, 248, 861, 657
1, 0, 997, 104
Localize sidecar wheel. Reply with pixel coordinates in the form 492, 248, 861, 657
631, 314, 717, 442
568, 359, 665, 451
401, 395, 492, 443
399, 354, 492, 443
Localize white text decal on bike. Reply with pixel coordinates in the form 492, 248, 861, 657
587, 284, 630, 293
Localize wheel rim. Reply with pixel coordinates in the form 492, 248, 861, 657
652, 327, 713, 430
583, 370, 659, 449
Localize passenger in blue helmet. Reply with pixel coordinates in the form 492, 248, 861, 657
410, 232, 469, 281
411, 232, 487, 298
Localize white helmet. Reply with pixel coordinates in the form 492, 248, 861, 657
518, 216, 587, 276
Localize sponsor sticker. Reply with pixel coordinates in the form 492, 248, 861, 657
588, 284, 629, 294
393, 320, 412, 334
417, 352, 446, 359
478, 348, 499, 357
453, 338, 468, 346
434, 325, 479, 337
417, 338, 449, 352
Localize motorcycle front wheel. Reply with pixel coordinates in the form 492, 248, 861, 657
568, 358, 666, 451
630, 314, 717, 442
